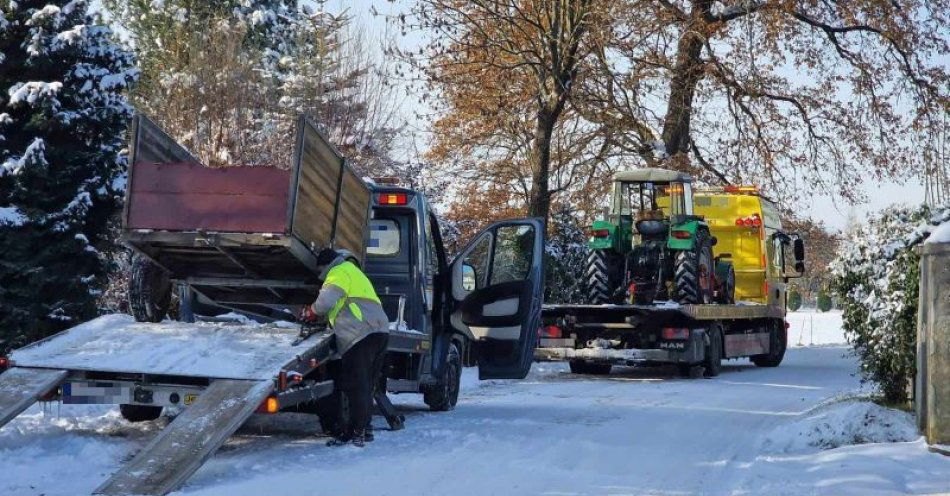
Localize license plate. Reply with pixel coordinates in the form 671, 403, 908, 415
184, 394, 198, 406
63, 382, 130, 404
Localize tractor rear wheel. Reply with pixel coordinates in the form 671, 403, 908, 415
585, 250, 616, 304
674, 230, 715, 304
129, 255, 172, 323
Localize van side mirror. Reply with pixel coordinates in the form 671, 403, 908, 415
461, 264, 476, 291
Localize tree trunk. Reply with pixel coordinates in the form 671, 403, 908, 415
661, 24, 706, 157
528, 108, 557, 225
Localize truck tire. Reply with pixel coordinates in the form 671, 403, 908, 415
674, 229, 714, 304
424, 342, 462, 411
751, 321, 787, 367
129, 255, 172, 323
568, 360, 612, 375
119, 404, 163, 422
585, 250, 615, 304
703, 324, 723, 377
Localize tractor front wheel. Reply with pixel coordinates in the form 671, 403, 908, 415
585, 250, 617, 304
674, 230, 715, 305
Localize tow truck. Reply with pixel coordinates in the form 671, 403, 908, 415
0, 115, 545, 496
536, 171, 805, 377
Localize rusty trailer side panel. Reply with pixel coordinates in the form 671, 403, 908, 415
126, 161, 291, 234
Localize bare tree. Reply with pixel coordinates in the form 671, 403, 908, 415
406, 0, 613, 223
587, 0, 949, 200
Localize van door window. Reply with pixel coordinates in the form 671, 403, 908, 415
489, 225, 535, 284
462, 235, 491, 290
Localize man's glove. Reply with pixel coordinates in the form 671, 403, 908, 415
299, 304, 320, 324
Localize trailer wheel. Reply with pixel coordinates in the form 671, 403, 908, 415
703, 325, 723, 377
751, 321, 787, 367
674, 230, 715, 304
568, 360, 612, 375
585, 250, 616, 304
129, 255, 172, 323
425, 342, 462, 411
119, 404, 163, 422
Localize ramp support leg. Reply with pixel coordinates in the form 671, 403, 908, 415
374, 390, 404, 431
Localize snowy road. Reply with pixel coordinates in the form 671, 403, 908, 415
1, 312, 949, 495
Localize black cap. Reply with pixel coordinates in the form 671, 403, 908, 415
316, 248, 338, 267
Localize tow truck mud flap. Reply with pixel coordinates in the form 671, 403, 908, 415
95, 379, 273, 496
0, 367, 67, 429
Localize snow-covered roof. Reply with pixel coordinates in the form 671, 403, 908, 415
613, 168, 692, 183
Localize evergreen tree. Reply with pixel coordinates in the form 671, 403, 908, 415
0, 1, 138, 352
105, 0, 401, 173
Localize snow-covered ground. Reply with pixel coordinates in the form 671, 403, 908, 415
786, 308, 848, 347
2, 311, 949, 496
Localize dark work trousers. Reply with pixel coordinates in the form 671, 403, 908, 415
335, 332, 389, 438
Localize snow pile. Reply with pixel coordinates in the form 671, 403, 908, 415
762, 399, 918, 454
925, 220, 950, 244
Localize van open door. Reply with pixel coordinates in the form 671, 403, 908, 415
447, 218, 545, 380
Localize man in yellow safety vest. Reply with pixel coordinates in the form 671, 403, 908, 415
301, 248, 390, 446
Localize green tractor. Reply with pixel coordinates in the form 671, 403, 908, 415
585, 168, 734, 305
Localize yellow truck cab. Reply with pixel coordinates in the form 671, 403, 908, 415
693, 186, 789, 308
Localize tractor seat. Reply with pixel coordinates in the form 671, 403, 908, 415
636, 220, 668, 235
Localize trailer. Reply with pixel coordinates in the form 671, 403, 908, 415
0, 317, 346, 495
536, 302, 788, 376
123, 113, 372, 321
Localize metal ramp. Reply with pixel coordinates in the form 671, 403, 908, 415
95, 379, 273, 496
0, 367, 67, 428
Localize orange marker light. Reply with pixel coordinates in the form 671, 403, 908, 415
257, 396, 280, 414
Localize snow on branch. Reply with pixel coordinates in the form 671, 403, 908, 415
7, 81, 63, 107
0, 138, 47, 176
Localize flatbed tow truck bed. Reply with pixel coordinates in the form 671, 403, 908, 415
536, 302, 788, 370
0, 315, 409, 496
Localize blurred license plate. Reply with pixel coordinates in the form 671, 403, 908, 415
63, 382, 130, 404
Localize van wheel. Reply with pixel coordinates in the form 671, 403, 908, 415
119, 404, 163, 422
425, 342, 462, 411
129, 255, 172, 323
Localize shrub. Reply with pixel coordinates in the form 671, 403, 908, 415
830, 204, 950, 403
816, 292, 832, 312
788, 290, 803, 311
